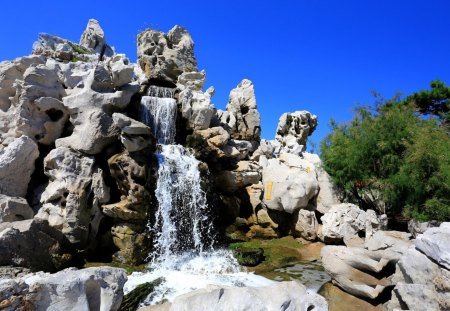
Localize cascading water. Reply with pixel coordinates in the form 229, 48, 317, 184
125, 85, 274, 306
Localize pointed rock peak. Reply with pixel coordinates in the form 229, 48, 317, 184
79, 19, 114, 57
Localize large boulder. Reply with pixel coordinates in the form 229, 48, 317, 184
156, 281, 327, 311
0, 219, 74, 272
415, 222, 450, 270
137, 25, 197, 85
35, 147, 109, 247
294, 209, 319, 241
0, 135, 39, 197
217, 79, 260, 142
262, 153, 319, 214
0, 195, 34, 223
320, 203, 366, 243
112, 112, 155, 152
215, 161, 261, 193
79, 19, 114, 57
274, 111, 317, 155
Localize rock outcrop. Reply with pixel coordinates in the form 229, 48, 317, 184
0, 195, 34, 223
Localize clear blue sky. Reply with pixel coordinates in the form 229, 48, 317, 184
2, 0, 450, 152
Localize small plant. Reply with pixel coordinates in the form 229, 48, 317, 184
67, 41, 90, 55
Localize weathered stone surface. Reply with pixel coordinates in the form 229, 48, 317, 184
79, 19, 114, 57
0, 219, 73, 272
415, 222, 450, 270
274, 111, 317, 155
320, 203, 366, 243
262, 153, 319, 214
387, 284, 441, 311
0, 135, 39, 197
408, 218, 441, 238
249, 139, 274, 161
365, 230, 412, 261
365, 209, 388, 240
111, 223, 150, 265
294, 209, 318, 241
36, 147, 109, 246
21, 267, 127, 311
215, 161, 261, 193
160, 281, 327, 311
178, 71, 214, 131
137, 26, 197, 84
112, 113, 155, 152
218, 79, 260, 142
0, 195, 34, 223
109, 54, 134, 87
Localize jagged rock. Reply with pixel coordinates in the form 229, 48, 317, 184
79, 19, 114, 57
365, 230, 412, 261
364, 210, 388, 241
294, 209, 318, 241
407, 218, 441, 238
249, 139, 274, 161
0, 219, 74, 272
261, 153, 319, 214
36, 147, 109, 246
218, 79, 260, 142
112, 113, 155, 152
388, 284, 440, 311
0, 278, 29, 311
0, 135, 39, 197
215, 161, 261, 193
178, 71, 214, 131
32, 33, 77, 61
0, 195, 34, 223
274, 111, 317, 155
137, 26, 197, 85
109, 54, 134, 87
111, 223, 150, 265
415, 222, 450, 270
320, 203, 366, 244
158, 281, 328, 311
302, 152, 339, 214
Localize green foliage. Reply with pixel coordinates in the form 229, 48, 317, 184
67, 41, 90, 55
119, 278, 164, 311
321, 84, 450, 221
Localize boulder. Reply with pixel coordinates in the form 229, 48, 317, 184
407, 218, 441, 238
112, 113, 155, 152
0, 219, 74, 272
137, 26, 197, 85
161, 281, 327, 311
218, 79, 260, 142
36, 147, 109, 246
274, 111, 317, 155
364, 230, 412, 261
320, 203, 366, 243
19, 267, 127, 311
0, 195, 34, 223
415, 222, 450, 270
249, 139, 274, 161
294, 209, 319, 241
110, 223, 150, 265
262, 153, 319, 214
109, 54, 135, 87
0, 135, 39, 197
365, 209, 388, 240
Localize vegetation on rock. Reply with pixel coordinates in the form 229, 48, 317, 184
119, 278, 163, 311
321, 80, 450, 221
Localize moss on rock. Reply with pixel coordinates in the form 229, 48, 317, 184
119, 277, 164, 311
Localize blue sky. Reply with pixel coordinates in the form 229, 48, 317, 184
2, 0, 450, 152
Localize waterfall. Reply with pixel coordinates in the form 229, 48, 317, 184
140, 86, 177, 145
151, 144, 214, 262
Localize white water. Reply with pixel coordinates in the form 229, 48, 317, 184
127, 86, 274, 306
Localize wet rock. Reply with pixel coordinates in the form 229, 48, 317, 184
0, 195, 34, 223
232, 247, 264, 267
0, 135, 39, 197
111, 223, 150, 265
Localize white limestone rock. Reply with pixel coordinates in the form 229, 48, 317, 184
275, 111, 317, 156
215, 161, 261, 193
415, 222, 450, 270
109, 54, 134, 87
164, 281, 328, 311
294, 209, 319, 241
112, 113, 154, 152
320, 203, 366, 243
0, 135, 39, 197
79, 19, 114, 57
0, 195, 34, 223
262, 153, 319, 214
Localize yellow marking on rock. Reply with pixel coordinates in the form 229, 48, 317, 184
306, 166, 311, 173
265, 181, 273, 200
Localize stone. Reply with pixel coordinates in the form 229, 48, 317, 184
262, 153, 319, 214
215, 161, 261, 193
0, 219, 73, 272
294, 209, 319, 241
218, 79, 260, 142
407, 218, 440, 238
388, 284, 440, 311
79, 19, 114, 57
163, 281, 328, 311
365, 230, 412, 261
0, 135, 39, 197
274, 111, 317, 155
415, 222, 450, 270
23, 267, 127, 311
177, 71, 206, 92
0, 195, 34, 223
232, 247, 264, 266
36, 147, 109, 246
112, 113, 155, 152
110, 54, 134, 87
111, 223, 150, 265
137, 26, 197, 85
320, 203, 366, 243
249, 139, 274, 161
365, 209, 388, 240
